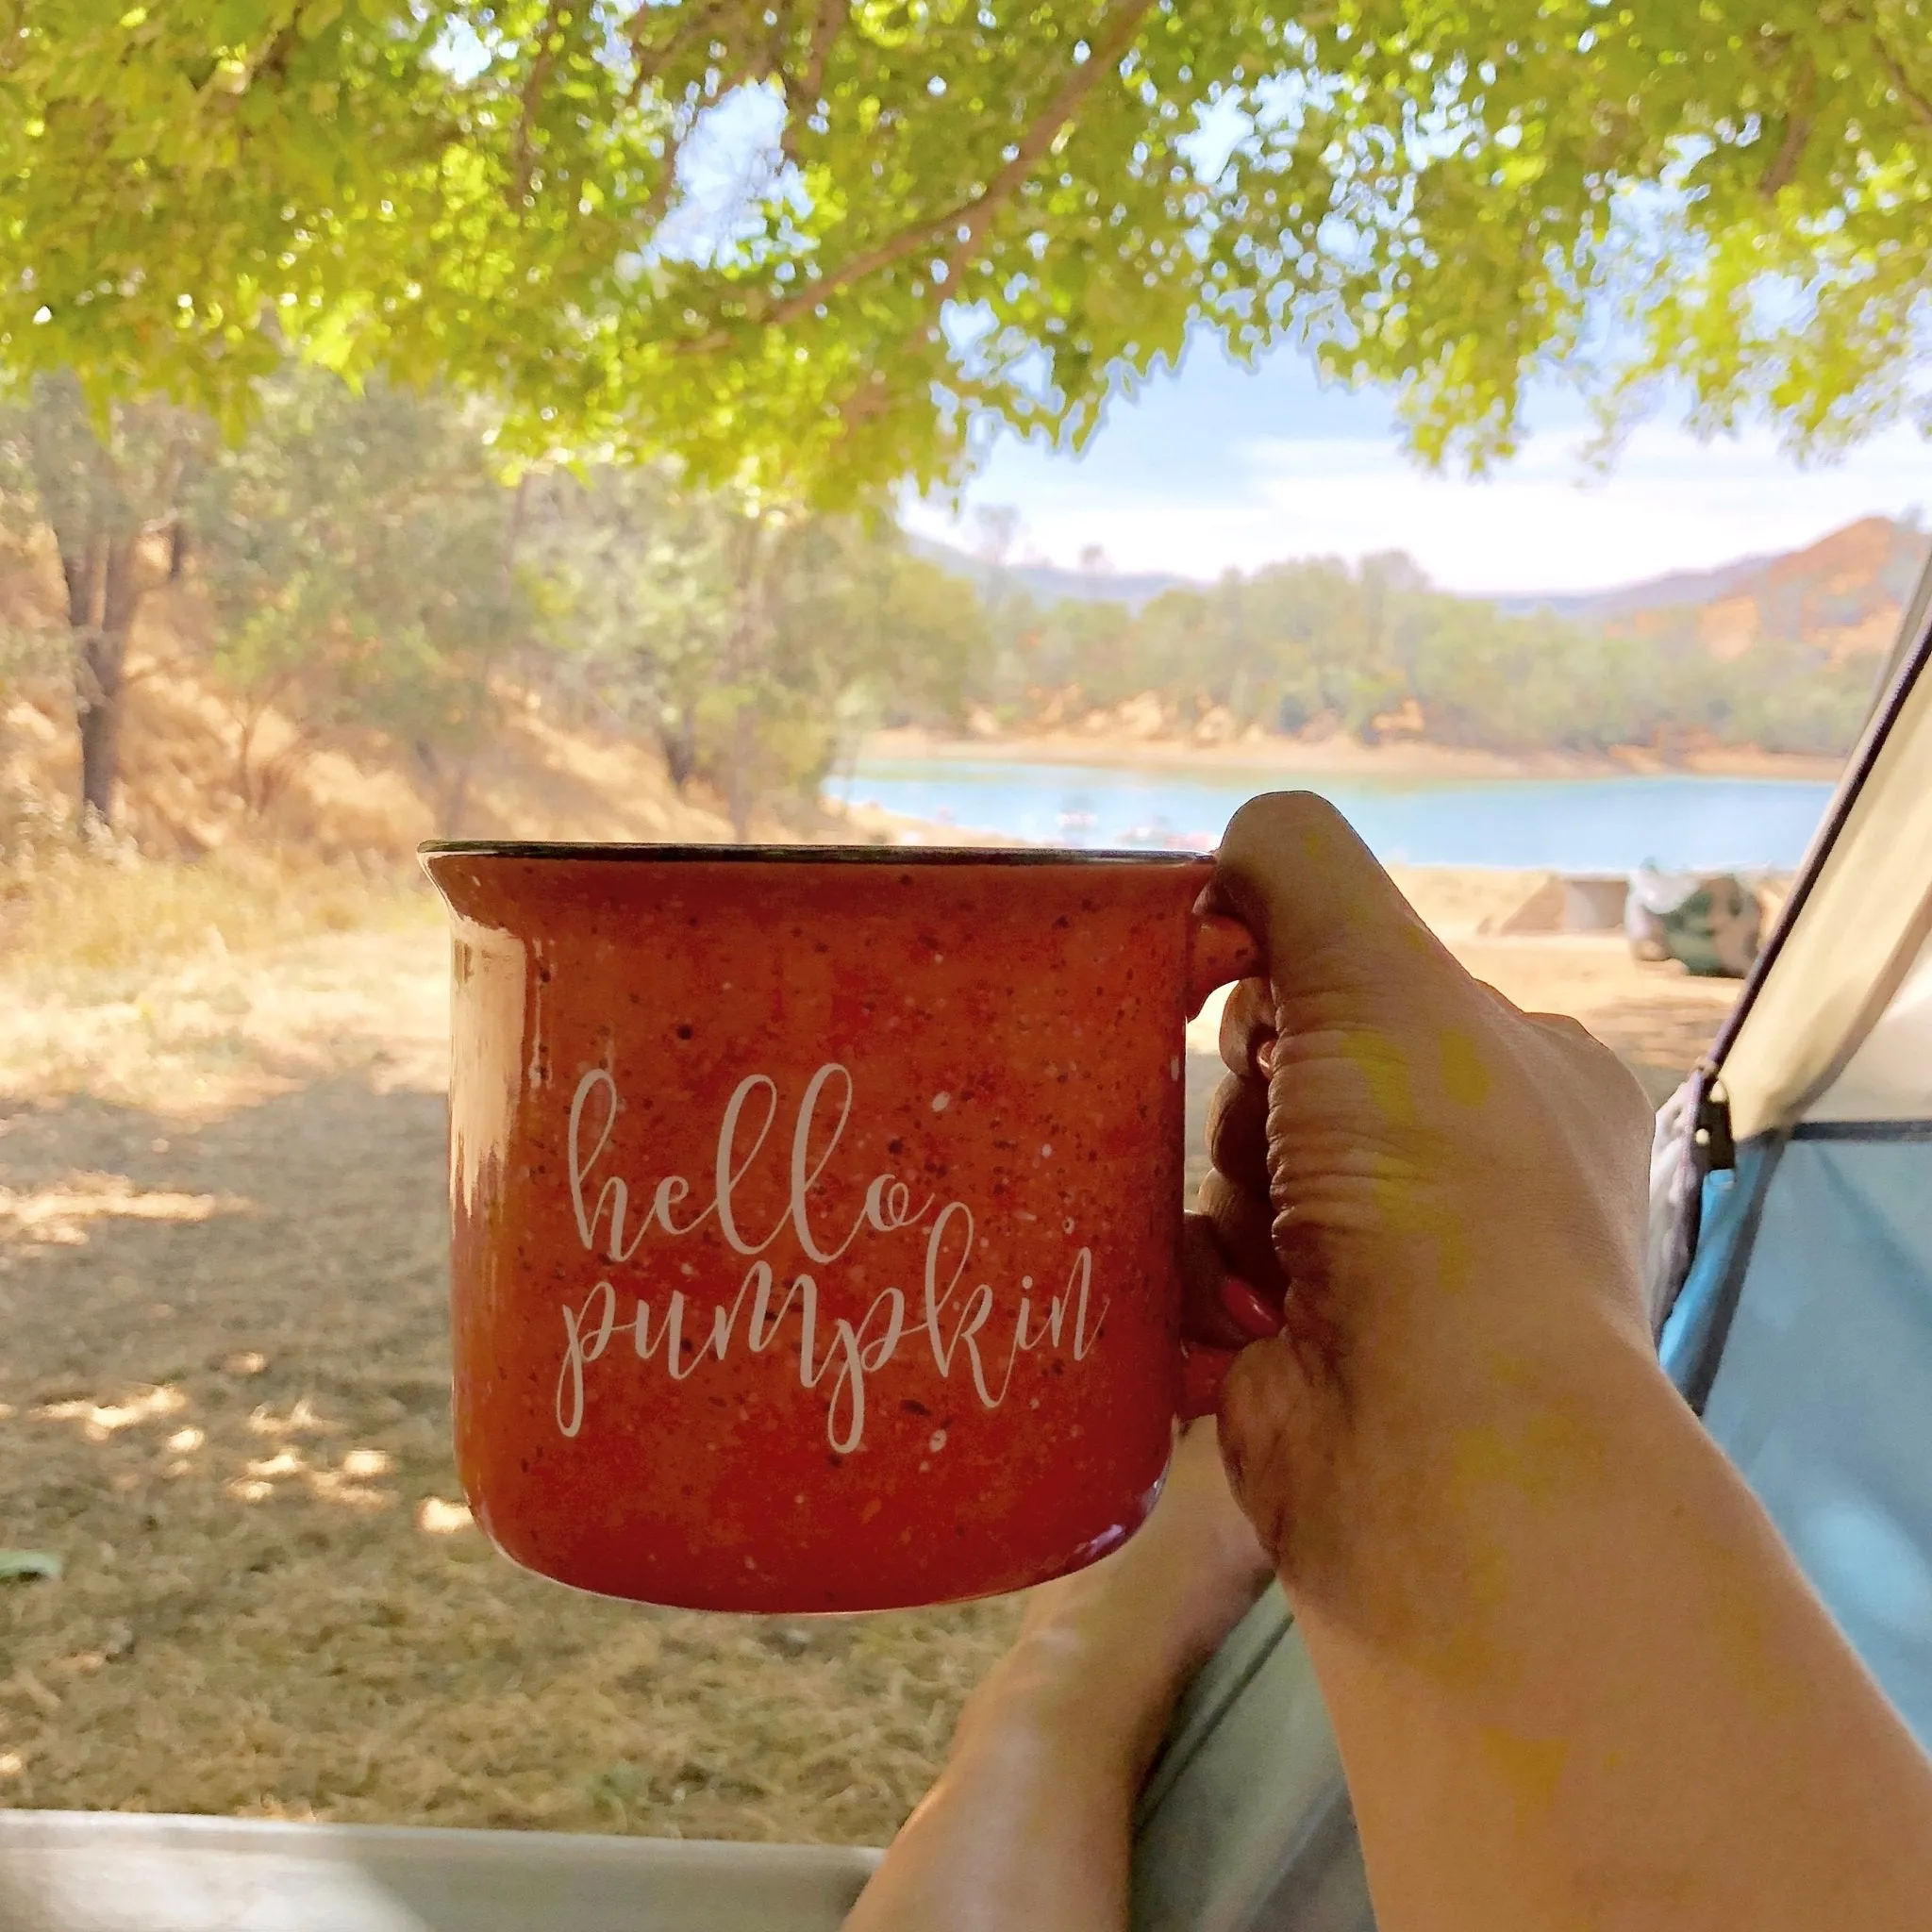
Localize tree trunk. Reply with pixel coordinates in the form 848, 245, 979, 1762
441, 752, 475, 838
718, 512, 772, 843
657, 715, 698, 793
77, 685, 120, 840
81, 535, 140, 837
414, 739, 476, 838
61, 528, 141, 841
724, 705, 754, 841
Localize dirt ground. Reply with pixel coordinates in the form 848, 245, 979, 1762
0, 878, 1739, 1846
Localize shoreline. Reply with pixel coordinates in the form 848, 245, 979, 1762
859, 726, 1843, 784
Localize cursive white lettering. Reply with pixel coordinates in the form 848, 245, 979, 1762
568, 1072, 645, 1263
557, 1278, 617, 1437
551, 1070, 1116, 1453
715, 1074, 784, 1256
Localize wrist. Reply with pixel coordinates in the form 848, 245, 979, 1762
1270, 1314, 1687, 1671
1289, 1327, 1699, 1675
954, 1611, 1179, 1787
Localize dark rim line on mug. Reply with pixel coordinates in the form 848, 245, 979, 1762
419, 841, 1213, 866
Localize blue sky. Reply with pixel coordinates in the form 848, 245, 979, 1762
901, 347, 1932, 597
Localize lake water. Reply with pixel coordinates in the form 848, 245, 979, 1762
840, 758, 1839, 873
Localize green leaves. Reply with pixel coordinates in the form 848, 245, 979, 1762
188, 372, 528, 818
2, 3, 1926, 494
522, 461, 987, 827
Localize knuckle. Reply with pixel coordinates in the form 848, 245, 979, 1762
1224, 789, 1349, 849
1204, 1072, 1267, 1170
1217, 974, 1275, 1074
1218, 791, 1354, 886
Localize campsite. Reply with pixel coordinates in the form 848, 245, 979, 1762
3, 7, 1932, 1930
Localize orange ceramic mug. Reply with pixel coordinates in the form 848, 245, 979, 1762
421, 843, 1260, 1613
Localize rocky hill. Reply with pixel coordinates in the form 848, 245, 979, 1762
1511, 516, 1930, 664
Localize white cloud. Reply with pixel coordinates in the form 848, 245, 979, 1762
908, 422, 1932, 595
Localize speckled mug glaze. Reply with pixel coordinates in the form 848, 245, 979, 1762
420, 844, 1258, 1613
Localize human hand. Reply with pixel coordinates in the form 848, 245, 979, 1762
1186, 791, 1660, 1666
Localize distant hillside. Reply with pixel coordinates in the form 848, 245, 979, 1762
1493, 553, 1783, 624
908, 536, 1192, 613
1497, 516, 1931, 661
922, 515, 1932, 666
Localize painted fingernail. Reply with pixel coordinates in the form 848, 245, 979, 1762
1220, 1276, 1284, 1341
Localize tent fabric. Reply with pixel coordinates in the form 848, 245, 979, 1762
1130, 1588, 1370, 1932
1657, 1135, 1781, 1402
1808, 925, 1932, 1124
1719, 637, 1932, 1141
1692, 1135, 1932, 1746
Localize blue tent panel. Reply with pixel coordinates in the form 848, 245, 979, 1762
1694, 1130, 1932, 1746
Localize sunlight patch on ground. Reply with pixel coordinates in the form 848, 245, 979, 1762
415, 1496, 474, 1536
246, 1396, 341, 1440
225, 1438, 398, 1511
32, 1384, 188, 1441
0, 1174, 248, 1250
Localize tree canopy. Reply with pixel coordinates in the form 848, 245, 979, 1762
6, 3, 1929, 494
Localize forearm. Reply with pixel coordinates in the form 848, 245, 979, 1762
1293, 1337, 1932, 1932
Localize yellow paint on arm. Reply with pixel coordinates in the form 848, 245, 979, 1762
1440, 1028, 1492, 1108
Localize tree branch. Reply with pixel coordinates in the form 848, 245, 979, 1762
252, 24, 301, 91
511, 0, 568, 206
635, 107, 694, 234
678, 0, 1158, 349
779, 0, 848, 170
1758, 58, 1814, 197
1869, 25, 1932, 133
625, 0, 740, 96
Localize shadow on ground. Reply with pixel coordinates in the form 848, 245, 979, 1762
0, 1077, 1018, 1844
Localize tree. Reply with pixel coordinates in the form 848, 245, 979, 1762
991, 549, 1886, 760
526, 467, 987, 834
4, 5, 1926, 496
0, 375, 203, 834
191, 375, 529, 831
522, 463, 734, 796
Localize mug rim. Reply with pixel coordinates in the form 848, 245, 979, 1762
418, 840, 1212, 867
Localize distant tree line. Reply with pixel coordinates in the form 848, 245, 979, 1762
0, 370, 1879, 849
973, 553, 1880, 760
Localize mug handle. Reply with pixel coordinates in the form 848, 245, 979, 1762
1179, 904, 1268, 1420
1186, 910, 1263, 1015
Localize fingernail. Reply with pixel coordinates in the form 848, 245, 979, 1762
1220, 1276, 1284, 1341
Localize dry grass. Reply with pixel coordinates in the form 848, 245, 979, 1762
0, 851, 441, 1118
0, 848, 424, 985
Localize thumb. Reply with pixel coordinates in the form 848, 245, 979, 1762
1208, 791, 1468, 1035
